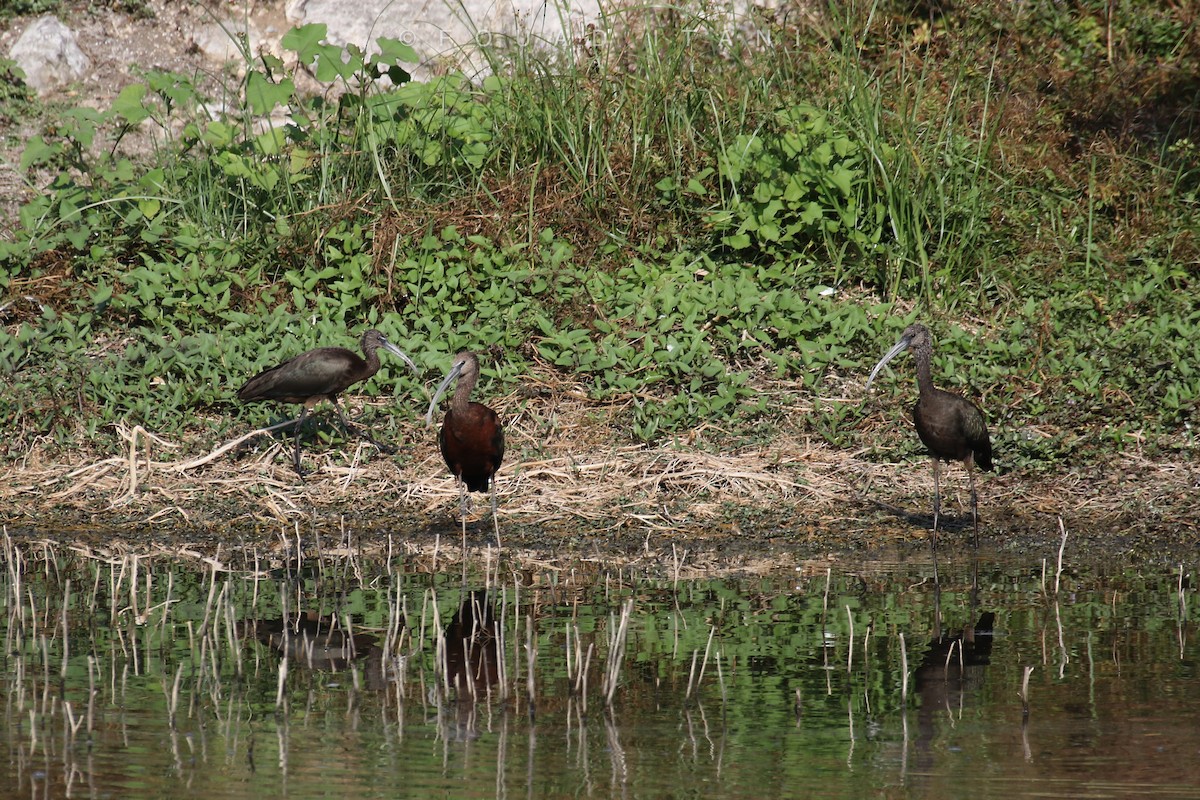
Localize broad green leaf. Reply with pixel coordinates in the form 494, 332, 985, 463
111, 84, 150, 125
246, 72, 295, 115
20, 136, 58, 170
375, 37, 418, 65
281, 24, 329, 65
138, 198, 161, 219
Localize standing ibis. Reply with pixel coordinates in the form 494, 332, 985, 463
865, 323, 993, 544
425, 351, 505, 545
237, 329, 417, 476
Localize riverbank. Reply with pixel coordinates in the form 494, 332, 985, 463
3, 1, 1197, 566
4, 387, 1195, 564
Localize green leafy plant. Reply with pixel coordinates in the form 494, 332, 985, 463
705, 104, 884, 266
1, 2, 1198, 464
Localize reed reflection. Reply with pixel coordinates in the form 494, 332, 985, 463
444, 589, 501, 698
439, 589, 503, 743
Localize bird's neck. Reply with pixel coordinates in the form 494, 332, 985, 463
362, 343, 381, 373
451, 381, 476, 414
915, 351, 937, 395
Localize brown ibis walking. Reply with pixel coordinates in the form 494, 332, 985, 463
237, 329, 417, 476
865, 323, 993, 544
425, 351, 505, 545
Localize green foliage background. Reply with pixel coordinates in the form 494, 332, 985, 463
1, 0, 1197, 467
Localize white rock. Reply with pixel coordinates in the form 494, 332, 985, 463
191, 19, 263, 64
284, 0, 604, 79
9, 15, 92, 95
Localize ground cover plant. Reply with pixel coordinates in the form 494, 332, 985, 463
0, 0, 1197, 529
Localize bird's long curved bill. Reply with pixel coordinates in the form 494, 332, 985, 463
865, 336, 912, 391
424, 361, 464, 427
381, 340, 420, 374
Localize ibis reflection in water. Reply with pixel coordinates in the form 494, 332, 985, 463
444, 590, 500, 699
865, 323, 993, 544
237, 329, 418, 477
440, 590, 500, 742
238, 611, 393, 691
425, 351, 505, 544
913, 610, 997, 769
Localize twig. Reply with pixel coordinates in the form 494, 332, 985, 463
1054, 517, 1068, 595
171, 419, 300, 473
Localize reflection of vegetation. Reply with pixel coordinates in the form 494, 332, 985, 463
2, 539, 1196, 794
1, 2, 1197, 464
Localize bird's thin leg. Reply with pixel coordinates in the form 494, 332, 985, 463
968, 463, 979, 550
490, 481, 501, 550
292, 406, 310, 478
930, 458, 941, 547
331, 397, 352, 443
333, 398, 397, 454
459, 480, 469, 557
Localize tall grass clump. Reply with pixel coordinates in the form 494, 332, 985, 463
828, 24, 1006, 306
463, 0, 1018, 307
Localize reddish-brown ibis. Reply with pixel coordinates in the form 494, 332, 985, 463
865, 323, 993, 544
425, 351, 505, 544
237, 329, 417, 476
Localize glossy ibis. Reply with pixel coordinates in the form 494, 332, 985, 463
425, 351, 505, 544
237, 329, 418, 476
865, 323, 993, 544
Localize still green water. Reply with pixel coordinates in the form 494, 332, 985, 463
2, 535, 1198, 798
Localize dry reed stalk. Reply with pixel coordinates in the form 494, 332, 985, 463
525, 615, 537, 720
1019, 664, 1034, 718
1055, 517, 1068, 594
431, 592, 449, 697
59, 579, 70, 681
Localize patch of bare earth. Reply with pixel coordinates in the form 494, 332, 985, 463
2, 358, 1195, 567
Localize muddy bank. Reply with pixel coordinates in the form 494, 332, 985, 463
3, 425, 1195, 569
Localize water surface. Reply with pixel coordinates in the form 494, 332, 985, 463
2, 534, 1197, 798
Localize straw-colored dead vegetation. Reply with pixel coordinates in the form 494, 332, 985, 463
3, 363, 1196, 555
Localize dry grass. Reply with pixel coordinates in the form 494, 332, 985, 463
2, 367, 1196, 548
0, 398, 839, 529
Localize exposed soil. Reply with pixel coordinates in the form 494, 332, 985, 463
2, 381, 1196, 569
1, 1, 290, 226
